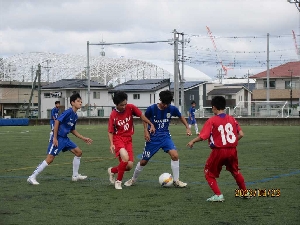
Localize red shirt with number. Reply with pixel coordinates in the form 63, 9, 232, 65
108, 104, 142, 137
199, 113, 241, 149
200, 113, 242, 178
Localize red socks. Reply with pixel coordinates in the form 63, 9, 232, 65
205, 173, 222, 195
116, 161, 128, 181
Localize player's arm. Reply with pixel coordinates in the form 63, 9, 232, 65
143, 121, 151, 142
237, 129, 244, 140
140, 114, 155, 133
107, 132, 115, 154
179, 115, 191, 136
186, 136, 204, 148
71, 130, 93, 144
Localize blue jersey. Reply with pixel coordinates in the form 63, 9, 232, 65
56, 108, 78, 137
145, 104, 181, 138
188, 107, 196, 124
189, 107, 195, 119
50, 107, 59, 124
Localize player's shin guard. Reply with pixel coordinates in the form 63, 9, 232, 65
233, 172, 246, 190
72, 156, 81, 177
132, 162, 144, 180
31, 160, 48, 178
117, 161, 128, 181
205, 172, 221, 195
171, 160, 179, 181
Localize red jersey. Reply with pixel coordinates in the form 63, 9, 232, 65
108, 104, 142, 137
199, 113, 241, 149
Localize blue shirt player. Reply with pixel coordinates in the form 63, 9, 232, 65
49, 101, 60, 142
188, 100, 199, 135
27, 93, 93, 185
124, 90, 192, 188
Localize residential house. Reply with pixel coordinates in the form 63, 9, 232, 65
41, 79, 109, 118
0, 81, 47, 118
109, 79, 170, 113
249, 61, 300, 106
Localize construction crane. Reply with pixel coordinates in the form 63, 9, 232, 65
206, 26, 233, 76
292, 30, 299, 58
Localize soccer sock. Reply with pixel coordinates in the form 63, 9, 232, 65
171, 160, 179, 181
188, 124, 192, 129
205, 174, 222, 195
111, 167, 118, 174
117, 161, 128, 181
132, 162, 144, 180
49, 131, 53, 141
31, 160, 48, 178
72, 156, 81, 177
195, 124, 199, 133
234, 172, 247, 190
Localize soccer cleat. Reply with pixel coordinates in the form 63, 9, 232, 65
107, 167, 115, 184
115, 180, 122, 190
72, 174, 87, 181
124, 178, 135, 186
27, 176, 39, 185
173, 179, 187, 188
206, 194, 225, 202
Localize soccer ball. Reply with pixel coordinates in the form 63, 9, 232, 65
159, 173, 173, 187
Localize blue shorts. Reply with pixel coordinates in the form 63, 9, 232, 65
141, 135, 176, 161
47, 136, 77, 156
188, 118, 196, 125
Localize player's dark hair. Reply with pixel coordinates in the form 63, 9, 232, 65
70, 93, 81, 104
211, 96, 226, 110
55, 101, 60, 105
113, 91, 128, 105
191, 100, 196, 104
159, 90, 173, 104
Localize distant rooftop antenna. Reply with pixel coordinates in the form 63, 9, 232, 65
100, 36, 105, 57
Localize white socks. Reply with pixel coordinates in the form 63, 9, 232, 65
195, 124, 199, 134
31, 160, 48, 178
171, 160, 179, 181
132, 162, 144, 180
72, 156, 81, 177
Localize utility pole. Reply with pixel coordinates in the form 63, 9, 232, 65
180, 32, 185, 115
266, 33, 270, 102
86, 38, 172, 116
37, 64, 41, 119
289, 70, 293, 109
173, 29, 179, 107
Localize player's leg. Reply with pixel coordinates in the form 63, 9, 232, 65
226, 149, 248, 197
194, 122, 199, 134
163, 137, 187, 187
124, 140, 159, 187
68, 139, 87, 181
27, 142, 58, 185
49, 123, 54, 142
204, 150, 224, 202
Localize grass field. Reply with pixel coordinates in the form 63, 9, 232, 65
0, 124, 299, 225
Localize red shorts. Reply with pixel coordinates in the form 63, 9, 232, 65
113, 136, 134, 162
204, 148, 240, 178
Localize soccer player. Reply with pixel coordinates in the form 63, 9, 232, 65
49, 101, 60, 142
27, 93, 93, 185
107, 91, 155, 190
188, 100, 199, 135
186, 96, 249, 202
124, 90, 191, 188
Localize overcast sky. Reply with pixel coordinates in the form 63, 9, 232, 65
0, 0, 299, 79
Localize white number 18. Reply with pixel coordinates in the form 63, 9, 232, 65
218, 123, 236, 145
